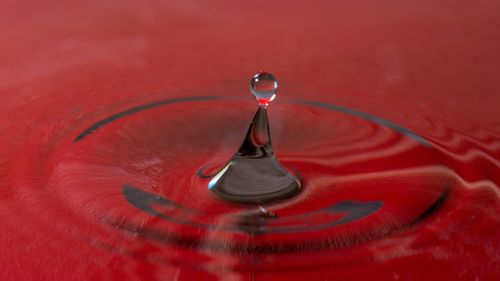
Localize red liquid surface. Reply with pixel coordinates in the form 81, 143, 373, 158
1, 1, 500, 280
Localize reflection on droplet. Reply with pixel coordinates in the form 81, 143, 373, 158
250, 71, 278, 106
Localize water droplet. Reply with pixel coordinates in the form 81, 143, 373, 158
207, 74, 301, 204
250, 72, 278, 106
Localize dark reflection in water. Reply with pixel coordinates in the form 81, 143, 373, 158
1, 97, 498, 280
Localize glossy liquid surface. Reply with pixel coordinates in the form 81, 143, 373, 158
1, 1, 500, 280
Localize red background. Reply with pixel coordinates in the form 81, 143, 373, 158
0, 1, 499, 280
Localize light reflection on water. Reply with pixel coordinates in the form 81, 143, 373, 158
0, 97, 498, 280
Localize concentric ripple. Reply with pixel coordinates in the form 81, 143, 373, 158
0, 96, 498, 279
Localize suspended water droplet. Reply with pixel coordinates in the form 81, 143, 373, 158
250, 72, 278, 106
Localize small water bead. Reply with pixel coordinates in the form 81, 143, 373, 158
250, 72, 278, 106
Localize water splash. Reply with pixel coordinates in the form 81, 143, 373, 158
209, 72, 301, 203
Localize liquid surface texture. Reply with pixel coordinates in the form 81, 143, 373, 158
1, 1, 500, 280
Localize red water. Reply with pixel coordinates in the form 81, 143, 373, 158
1, 1, 499, 280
